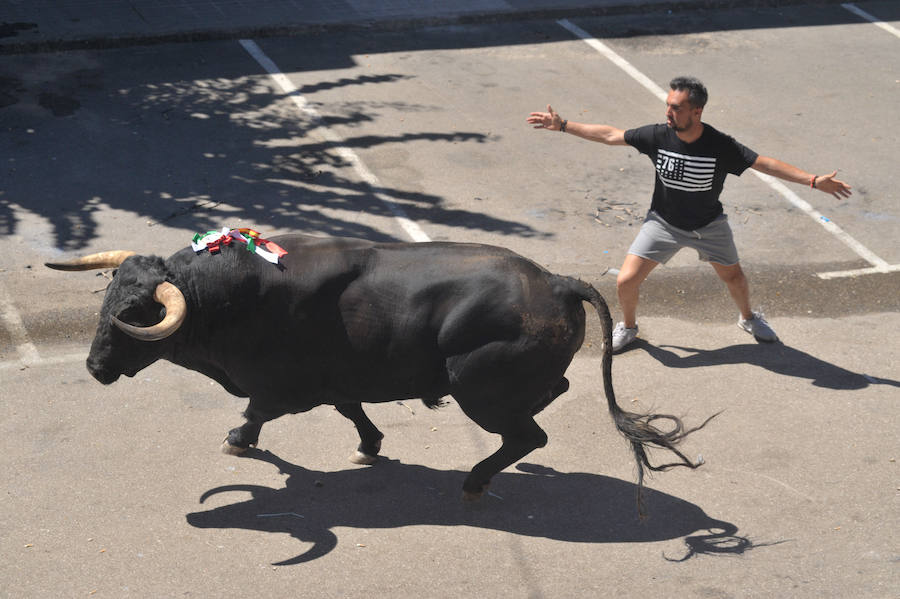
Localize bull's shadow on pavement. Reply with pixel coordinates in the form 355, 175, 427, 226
186, 448, 752, 566
634, 340, 900, 390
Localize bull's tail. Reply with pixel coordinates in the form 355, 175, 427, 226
568, 277, 717, 519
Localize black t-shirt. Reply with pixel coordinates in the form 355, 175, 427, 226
625, 123, 758, 230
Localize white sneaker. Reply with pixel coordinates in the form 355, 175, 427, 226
738, 311, 778, 342
612, 322, 639, 352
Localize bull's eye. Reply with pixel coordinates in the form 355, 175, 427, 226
114, 306, 149, 326
112, 311, 133, 326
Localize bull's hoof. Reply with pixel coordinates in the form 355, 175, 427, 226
349, 450, 378, 465
221, 440, 252, 455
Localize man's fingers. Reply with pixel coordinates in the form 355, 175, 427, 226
527, 104, 557, 129
527, 109, 552, 128
820, 171, 852, 199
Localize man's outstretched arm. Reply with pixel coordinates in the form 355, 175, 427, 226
527, 104, 628, 146
752, 155, 852, 199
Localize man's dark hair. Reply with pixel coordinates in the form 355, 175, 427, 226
670, 76, 708, 109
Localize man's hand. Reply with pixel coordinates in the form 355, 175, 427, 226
527, 104, 563, 130
815, 171, 853, 199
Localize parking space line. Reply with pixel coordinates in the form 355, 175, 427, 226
238, 39, 432, 243
0, 286, 41, 366
557, 18, 897, 280
753, 173, 891, 269
816, 263, 900, 280
842, 3, 900, 39
0, 351, 86, 372
557, 19, 668, 103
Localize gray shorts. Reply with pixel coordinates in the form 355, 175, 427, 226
628, 210, 740, 266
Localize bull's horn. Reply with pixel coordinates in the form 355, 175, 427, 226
45, 250, 137, 271
111, 281, 187, 341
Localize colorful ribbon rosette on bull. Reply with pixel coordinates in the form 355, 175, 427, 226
191, 227, 288, 265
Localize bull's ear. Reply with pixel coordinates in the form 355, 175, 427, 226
111, 281, 187, 341
45, 251, 136, 271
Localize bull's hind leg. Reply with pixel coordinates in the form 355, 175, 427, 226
461, 415, 548, 500
531, 377, 569, 416
336, 403, 385, 465
456, 378, 566, 497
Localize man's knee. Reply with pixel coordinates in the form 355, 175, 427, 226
616, 268, 641, 292
713, 262, 745, 285
617, 255, 656, 291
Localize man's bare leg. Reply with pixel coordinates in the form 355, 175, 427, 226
616, 254, 660, 328
710, 261, 752, 320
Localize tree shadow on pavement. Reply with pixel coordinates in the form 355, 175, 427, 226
186, 448, 754, 566
635, 340, 899, 390
1, 47, 549, 252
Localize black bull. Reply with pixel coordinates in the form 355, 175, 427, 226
47, 234, 713, 516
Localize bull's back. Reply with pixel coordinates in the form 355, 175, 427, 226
269, 238, 581, 353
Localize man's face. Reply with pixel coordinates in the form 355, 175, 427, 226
665, 89, 702, 132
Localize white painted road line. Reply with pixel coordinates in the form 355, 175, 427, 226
556, 19, 667, 103
556, 18, 897, 280
752, 173, 891, 269
0, 286, 41, 366
238, 39, 432, 243
0, 351, 87, 372
816, 264, 900, 280
842, 3, 900, 39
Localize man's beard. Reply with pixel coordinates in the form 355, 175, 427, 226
667, 117, 692, 132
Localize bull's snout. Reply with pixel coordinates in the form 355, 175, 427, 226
86, 357, 120, 385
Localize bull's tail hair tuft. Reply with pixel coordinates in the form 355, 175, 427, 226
568, 277, 717, 519
611, 406, 719, 519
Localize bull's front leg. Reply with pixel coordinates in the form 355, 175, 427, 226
221, 401, 277, 455
335, 403, 384, 465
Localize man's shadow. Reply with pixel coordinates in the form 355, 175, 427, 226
187, 449, 755, 565
633, 340, 899, 390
